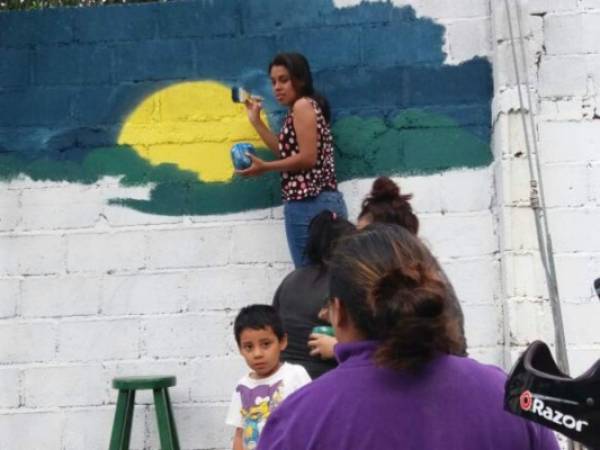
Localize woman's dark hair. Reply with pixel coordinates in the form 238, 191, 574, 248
328, 223, 462, 371
234, 304, 285, 346
304, 210, 355, 268
358, 177, 419, 235
269, 52, 331, 123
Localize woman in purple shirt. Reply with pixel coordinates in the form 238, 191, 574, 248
258, 224, 559, 450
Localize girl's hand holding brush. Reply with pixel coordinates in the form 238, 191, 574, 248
244, 98, 263, 126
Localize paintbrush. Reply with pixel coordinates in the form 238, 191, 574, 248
231, 86, 263, 103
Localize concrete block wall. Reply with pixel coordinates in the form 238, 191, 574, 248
490, 0, 600, 376
0, 0, 596, 449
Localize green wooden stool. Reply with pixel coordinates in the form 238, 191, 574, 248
109, 375, 180, 450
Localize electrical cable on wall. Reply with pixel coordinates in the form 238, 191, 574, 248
503, 1, 582, 448
502, 0, 569, 373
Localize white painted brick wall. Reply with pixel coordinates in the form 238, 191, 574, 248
19, 185, 105, 231
142, 313, 234, 359
0, 278, 19, 318
444, 17, 492, 64
0, 234, 65, 276
61, 408, 117, 450
420, 212, 497, 258
0, 368, 20, 408
0, 189, 20, 231
547, 208, 600, 253
0, 321, 56, 363
544, 13, 583, 55
590, 162, 600, 203
20, 275, 101, 317
57, 318, 141, 362
440, 256, 499, 305
187, 264, 289, 311
150, 404, 230, 450
189, 356, 247, 402
464, 304, 504, 347
229, 222, 290, 264
0, 412, 63, 450
538, 55, 588, 97
528, 0, 578, 14
2, 1, 599, 449
101, 272, 186, 316
66, 231, 147, 273
538, 121, 600, 163
542, 163, 589, 208
146, 227, 232, 269
23, 365, 108, 408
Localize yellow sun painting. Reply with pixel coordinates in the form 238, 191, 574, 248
117, 81, 269, 182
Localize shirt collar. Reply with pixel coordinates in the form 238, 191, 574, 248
334, 340, 379, 364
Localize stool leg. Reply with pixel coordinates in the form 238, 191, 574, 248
153, 388, 180, 450
164, 389, 180, 450
109, 389, 136, 450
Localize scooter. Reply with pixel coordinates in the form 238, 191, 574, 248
504, 278, 600, 449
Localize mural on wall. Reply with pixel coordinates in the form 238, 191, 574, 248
0, 0, 493, 215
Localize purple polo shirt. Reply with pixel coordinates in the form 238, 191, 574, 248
258, 340, 559, 450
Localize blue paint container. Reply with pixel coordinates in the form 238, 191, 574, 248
231, 143, 256, 170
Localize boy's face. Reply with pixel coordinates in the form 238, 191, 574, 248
239, 326, 287, 378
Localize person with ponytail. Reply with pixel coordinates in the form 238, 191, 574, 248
272, 210, 355, 379
239, 52, 347, 268
308, 176, 467, 359
357, 175, 419, 233
258, 224, 558, 450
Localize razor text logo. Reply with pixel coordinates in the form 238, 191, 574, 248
520, 391, 589, 432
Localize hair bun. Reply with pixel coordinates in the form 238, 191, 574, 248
372, 264, 447, 322
370, 177, 400, 201
371, 266, 422, 312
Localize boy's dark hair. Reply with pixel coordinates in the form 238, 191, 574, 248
234, 304, 285, 346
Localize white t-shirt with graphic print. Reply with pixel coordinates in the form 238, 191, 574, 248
225, 362, 311, 450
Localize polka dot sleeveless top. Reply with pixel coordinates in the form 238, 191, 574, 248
279, 98, 338, 201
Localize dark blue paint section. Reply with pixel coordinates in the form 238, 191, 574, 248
275, 27, 362, 71
70, 82, 172, 127
73, 3, 158, 43
0, 48, 30, 88
360, 22, 446, 66
240, 0, 331, 33
157, 0, 239, 39
0, 0, 493, 200
0, 8, 74, 47
114, 39, 195, 82
0, 87, 75, 127
194, 36, 277, 78
34, 45, 112, 85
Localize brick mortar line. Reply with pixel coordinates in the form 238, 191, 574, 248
0, 209, 499, 237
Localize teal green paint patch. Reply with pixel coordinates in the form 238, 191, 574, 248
402, 127, 490, 173
113, 173, 280, 216
0, 145, 281, 216
333, 110, 492, 181
108, 147, 281, 215
0, 110, 489, 216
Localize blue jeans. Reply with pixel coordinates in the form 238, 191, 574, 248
284, 190, 348, 268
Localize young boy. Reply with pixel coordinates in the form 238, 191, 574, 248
226, 304, 311, 450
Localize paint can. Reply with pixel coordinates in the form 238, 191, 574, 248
231, 143, 256, 170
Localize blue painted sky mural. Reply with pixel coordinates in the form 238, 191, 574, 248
0, 0, 493, 215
